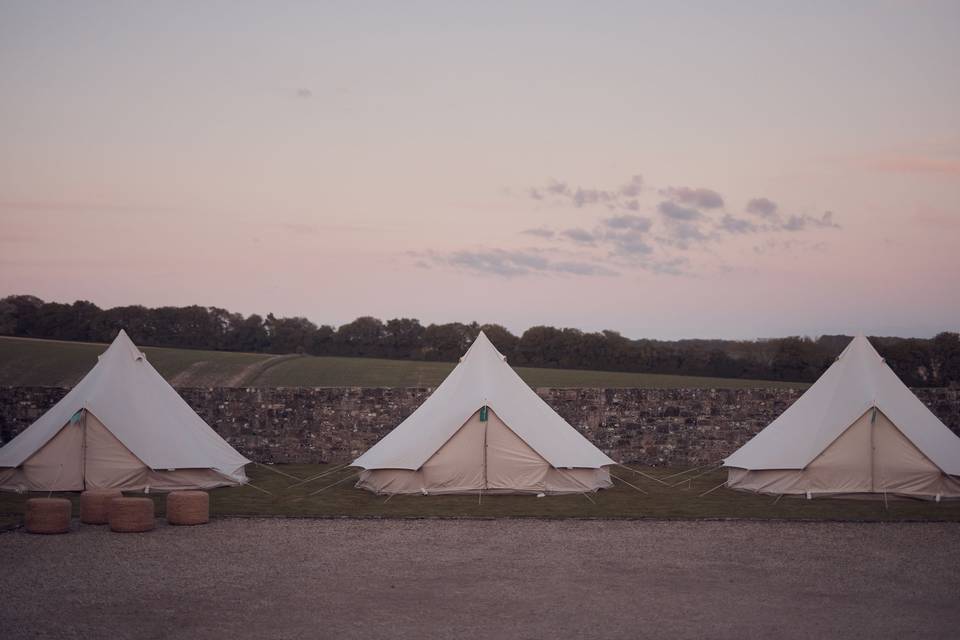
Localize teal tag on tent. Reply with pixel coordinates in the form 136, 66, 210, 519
479, 406, 488, 422
69, 411, 83, 424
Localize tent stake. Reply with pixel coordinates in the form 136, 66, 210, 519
609, 472, 648, 494
697, 481, 727, 498
772, 494, 784, 505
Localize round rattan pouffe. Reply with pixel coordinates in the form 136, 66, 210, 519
25, 497, 72, 534
166, 491, 209, 526
80, 489, 123, 525
109, 497, 155, 533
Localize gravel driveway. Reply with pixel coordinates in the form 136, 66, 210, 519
2, 518, 958, 639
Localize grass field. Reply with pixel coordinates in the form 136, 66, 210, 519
0, 335, 805, 389
2, 464, 957, 523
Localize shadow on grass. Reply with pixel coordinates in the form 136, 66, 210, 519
2, 464, 959, 524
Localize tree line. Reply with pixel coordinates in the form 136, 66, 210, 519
1, 295, 958, 387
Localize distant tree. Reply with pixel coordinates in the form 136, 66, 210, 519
2, 294, 958, 385
335, 317, 387, 357
383, 318, 425, 359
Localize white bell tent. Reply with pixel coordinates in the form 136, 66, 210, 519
352, 331, 613, 495
0, 330, 250, 492
724, 335, 960, 499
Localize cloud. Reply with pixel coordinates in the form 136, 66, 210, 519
603, 214, 653, 231
658, 201, 703, 221
643, 256, 690, 275
618, 175, 644, 197
561, 228, 597, 245
524, 175, 643, 211
746, 197, 778, 218
296, 88, 313, 99
719, 215, 757, 234
662, 186, 724, 209
437, 249, 618, 277
521, 227, 555, 238
572, 188, 613, 208
661, 221, 710, 249
782, 211, 840, 231
605, 230, 654, 256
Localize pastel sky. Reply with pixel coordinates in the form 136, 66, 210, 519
1, 2, 958, 339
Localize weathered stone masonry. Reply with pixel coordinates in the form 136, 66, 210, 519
2, 386, 958, 467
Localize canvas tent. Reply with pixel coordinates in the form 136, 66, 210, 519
352, 331, 613, 495
724, 335, 960, 499
0, 330, 249, 492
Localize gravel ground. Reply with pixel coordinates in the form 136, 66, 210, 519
1, 518, 958, 640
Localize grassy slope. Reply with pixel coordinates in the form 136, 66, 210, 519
0, 336, 804, 389
1, 464, 956, 522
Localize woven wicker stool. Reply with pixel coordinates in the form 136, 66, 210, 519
166, 491, 209, 526
80, 489, 123, 524
25, 497, 72, 534
109, 497, 155, 533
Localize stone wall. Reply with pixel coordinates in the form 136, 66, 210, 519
2, 386, 959, 467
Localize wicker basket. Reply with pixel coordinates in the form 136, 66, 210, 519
166, 491, 209, 526
80, 489, 123, 524
109, 497, 155, 533
25, 498, 72, 534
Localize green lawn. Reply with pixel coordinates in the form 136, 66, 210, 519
1, 464, 956, 524
0, 336, 804, 389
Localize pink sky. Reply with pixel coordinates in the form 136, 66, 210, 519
1, 3, 958, 339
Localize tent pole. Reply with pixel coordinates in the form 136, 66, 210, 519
81, 409, 88, 491
870, 407, 877, 493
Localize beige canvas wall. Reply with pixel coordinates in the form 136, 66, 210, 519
727, 409, 960, 499
0, 410, 235, 492
356, 408, 611, 495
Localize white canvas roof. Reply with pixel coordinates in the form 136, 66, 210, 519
0, 331, 249, 480
352, 331, 614, 470
724, 335, 960, 475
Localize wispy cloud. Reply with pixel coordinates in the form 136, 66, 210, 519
603, 214, 652, 231
658, 201, 703, 221
524, 174, 643, 211
745, 197, 778, 218
521, 227, 555, 238
661, 186, 724, 209
719, 215, 757, 234
561, 228, 598, 245
782, 211, 840, 231
422, 249, 618, 278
